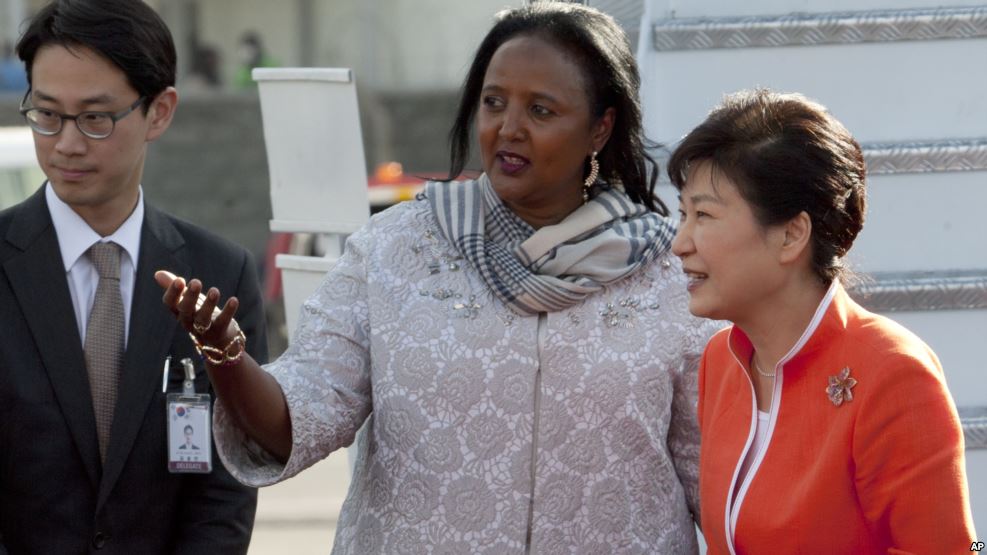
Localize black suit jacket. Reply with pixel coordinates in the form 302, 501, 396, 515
0, 187, 268, 554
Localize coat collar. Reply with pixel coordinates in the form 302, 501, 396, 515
4, 184, 51, 250
727, 280, 846, 372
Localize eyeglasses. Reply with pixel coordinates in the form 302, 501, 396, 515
19, 90, 146, 140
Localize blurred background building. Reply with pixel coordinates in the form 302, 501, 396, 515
3, 0, 526, 170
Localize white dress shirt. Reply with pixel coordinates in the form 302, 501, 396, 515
46, 183, 143, 348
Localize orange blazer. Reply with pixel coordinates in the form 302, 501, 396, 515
697, 283, 975, 554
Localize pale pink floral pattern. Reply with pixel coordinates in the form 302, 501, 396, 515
386, 528, 427, 555
413, 428, 464, 473
434, 540, 474, 555
559, 430, 607, 474
437, 367, 484, 414
490, 367, 533, 414
590, 478, 630, 531
353, 515, 382, 553
393, 346, 437, 390
366, 462, 393, 510
394, 474, 440, 524
443, 477, 498, 532
214, 199, 721, 553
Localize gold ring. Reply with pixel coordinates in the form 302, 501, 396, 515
192, 320, 212, 335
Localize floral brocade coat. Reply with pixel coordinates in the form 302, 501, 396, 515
214, 199, 720, 554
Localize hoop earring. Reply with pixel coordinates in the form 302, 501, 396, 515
582, 151, 599, 204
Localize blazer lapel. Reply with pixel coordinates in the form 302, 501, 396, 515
3, 189, 101, 488
98, 204, 188, 506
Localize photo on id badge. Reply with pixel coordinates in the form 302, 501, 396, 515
167, 397, 212, 473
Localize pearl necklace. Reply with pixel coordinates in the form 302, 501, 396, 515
752, 356, 776, 378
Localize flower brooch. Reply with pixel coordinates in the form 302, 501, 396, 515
826, 367, 857, 406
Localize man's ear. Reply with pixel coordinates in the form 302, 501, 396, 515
144, 86, 178, 142
778, 210, 812, 265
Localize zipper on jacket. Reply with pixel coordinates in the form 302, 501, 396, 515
523, 312, 547, 554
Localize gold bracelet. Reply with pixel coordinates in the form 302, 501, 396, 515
188, 329, 247, 367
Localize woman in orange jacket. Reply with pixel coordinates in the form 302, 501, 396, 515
669, 89, 976, 554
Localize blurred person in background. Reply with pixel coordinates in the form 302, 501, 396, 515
159, 2, 719, 553
670, 89, 975, 553
181, 44, 223, 94
0, 0, 265, 552
233, 31, 277, 90
0, 42, 28, 92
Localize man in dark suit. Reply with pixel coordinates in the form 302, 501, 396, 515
0, 1, 266, 553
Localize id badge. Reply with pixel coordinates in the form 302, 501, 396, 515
166, 358, 213, 473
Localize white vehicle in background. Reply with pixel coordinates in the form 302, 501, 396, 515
630, 0, 986, 540
0, 126, 43, 210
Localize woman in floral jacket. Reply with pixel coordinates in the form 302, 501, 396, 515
158, 4, 719, 553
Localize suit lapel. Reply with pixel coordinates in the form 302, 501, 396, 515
3, 188, 101, 488
98, 205, 188, 506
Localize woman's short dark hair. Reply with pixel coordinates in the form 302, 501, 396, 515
667, 89, 867, 284
16, 0, 176, 113
447, 2, 666, 214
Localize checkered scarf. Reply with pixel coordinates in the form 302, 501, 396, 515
425, 174, 675, 315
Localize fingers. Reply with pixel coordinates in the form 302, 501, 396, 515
193, 287, 220, 334
154, 270, 178, 290
177, 279, 203, 327
161, 275, 187, 315
211, 296, 241, 338
156, 273, 240, 344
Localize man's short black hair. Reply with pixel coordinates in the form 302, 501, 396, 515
15, 0, 176, 112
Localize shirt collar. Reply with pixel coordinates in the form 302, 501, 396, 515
46, 182, 144, 272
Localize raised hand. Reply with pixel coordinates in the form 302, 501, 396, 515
155, 270, 244, 366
